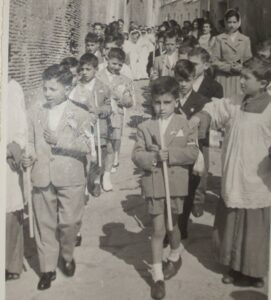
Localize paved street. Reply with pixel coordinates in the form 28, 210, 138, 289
6, 80, 268, 300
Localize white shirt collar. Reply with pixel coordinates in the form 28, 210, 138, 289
48, 100, 68, 131
160, 114, 174, 136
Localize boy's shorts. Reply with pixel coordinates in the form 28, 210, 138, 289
146, 197, 185, 215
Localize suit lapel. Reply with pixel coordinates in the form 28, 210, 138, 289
164, 114, 181, 146
182, 91, 197, 117
55, 100, 73, 134
148, 118, 161, 148
198, 76, 209, 96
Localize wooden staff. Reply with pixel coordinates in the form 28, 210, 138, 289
24, 143, 34, 238
94, 92, 102, 168
158, 118, 173, 231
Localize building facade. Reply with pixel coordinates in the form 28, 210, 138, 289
159, 0, 202, 26
128, 0, 161, 27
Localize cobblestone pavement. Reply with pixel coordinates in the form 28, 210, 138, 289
6, 80, 267, 300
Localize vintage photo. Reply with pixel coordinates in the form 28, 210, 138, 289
2, 0, 271, 299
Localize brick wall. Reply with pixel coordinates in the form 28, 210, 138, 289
8, 0, 85, 104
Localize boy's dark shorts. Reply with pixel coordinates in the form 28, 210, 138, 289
146, 197, 185, 215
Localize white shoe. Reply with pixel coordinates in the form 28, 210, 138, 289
111, 163, 119, 173
102, 172, 113, 191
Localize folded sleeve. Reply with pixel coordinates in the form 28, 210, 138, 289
202, 98, 233, 130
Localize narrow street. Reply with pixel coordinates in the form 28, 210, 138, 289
6, 80, 267, 300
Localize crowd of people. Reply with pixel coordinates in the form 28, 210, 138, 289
6, 7, 271, 300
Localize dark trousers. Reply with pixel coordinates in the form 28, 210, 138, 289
178, 174, 201, 237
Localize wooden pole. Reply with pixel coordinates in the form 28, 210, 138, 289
158, 118, 173, 231
94, 92, 102, 168
24, 144, 34, 238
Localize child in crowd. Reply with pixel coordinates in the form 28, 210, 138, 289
188, 47, 223, 99
132, 77, 198, 300
97, 48, 134, 191
152, 30, 179, 79
99, 34, 133, 79
60, 57, 79, 88
93, 22, 104, 38
178, 45, 193, 60
6, 75, 28, 281
147, 31, 166, 77
174, 59, 210, 238
22, 64, 93, 290
60, 56, 82, 246
85, 32, 104, 64
69, 53, 112, 198
193, 57, 271, 288
188, 47, 223, 215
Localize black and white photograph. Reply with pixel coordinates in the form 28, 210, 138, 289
1, 0, 271, 299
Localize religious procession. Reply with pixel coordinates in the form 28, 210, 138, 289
4, 0, 271, 299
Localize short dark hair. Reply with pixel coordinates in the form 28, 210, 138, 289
243, 57, 271, 82
174, 59, 195, 80
224, 8, 241, 21
108, 47, 126, 62
104, 32, 124, 47
94, 22, 103, 29
150, 76, 180, 99
60, 57, 79, 68
178, 45, 193, 56
85, 32, 102, 44
156, 31, 165, 40
188, 47, 211, 63
164, 29, 178, 41
42, 64, 73, 86
79, 53, 99, 68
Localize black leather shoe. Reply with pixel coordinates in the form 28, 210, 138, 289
250, 277, 264, 288
151, 280, 165, 300
191, 203, 204, 218
91, 183, 101, 197
222, 269, 241, 284
5, 270, 20, 281
37, 271, 56, 290
62, 258, 76, 277
75, 234, 82, 247
163, 257, 182, 280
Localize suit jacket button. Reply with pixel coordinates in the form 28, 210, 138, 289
171, 170, 175, 174
50, 157, 54, 161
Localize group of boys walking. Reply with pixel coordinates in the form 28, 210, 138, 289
7, 23, 224, 300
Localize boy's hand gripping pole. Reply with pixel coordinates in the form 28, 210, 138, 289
94, 92, 102, 168
159, 118, 173, 232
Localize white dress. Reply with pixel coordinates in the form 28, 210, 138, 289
203, 94, 271, 209
6, 79, 28, 213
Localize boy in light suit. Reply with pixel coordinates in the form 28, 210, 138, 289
132, 77, 198, 300
97, 48, 134, 191
151, 30, 179, 80
23, 64, 93, 290
69, 53, 112, 198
